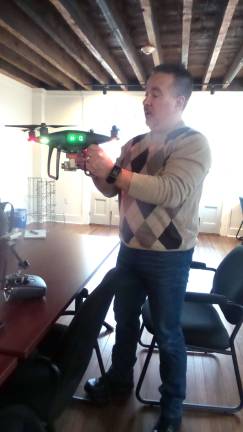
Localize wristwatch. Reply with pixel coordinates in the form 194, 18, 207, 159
106, 164, 122, 184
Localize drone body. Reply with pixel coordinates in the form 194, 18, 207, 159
38, 129, 112, 151
43, 129, 117, 179
5, 123, 119, 179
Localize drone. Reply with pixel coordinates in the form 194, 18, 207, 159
5, 123, 119, 180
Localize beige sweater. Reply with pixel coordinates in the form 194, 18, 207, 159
115, 121, 211, 251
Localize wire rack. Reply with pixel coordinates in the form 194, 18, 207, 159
27, 177, 56, 223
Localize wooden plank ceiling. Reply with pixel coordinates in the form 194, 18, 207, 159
0, 0, 243, 91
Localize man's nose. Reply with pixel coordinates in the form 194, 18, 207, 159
143, 94, 151, 106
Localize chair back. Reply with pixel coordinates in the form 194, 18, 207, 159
211, 245, 243, 324
48, 267, 119, 420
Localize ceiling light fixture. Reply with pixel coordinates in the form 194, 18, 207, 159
140, 45, 155, 55
102, 85, 108, 95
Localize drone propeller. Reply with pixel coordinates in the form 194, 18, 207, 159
5, 123, 76, 131
5, 123, 77, 143
5, 123, 77, 139
5, 123, 75, 126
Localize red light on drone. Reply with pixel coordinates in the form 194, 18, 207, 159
27, 130, 37, 143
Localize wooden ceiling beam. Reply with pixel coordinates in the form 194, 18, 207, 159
0, 58, 44, 88
96, 0, 146, 85
0, 27, 77, 90
0, 1, 91, 89
203, 0, 239, 90
0, 42, 58, 88
182, 0, 193, 68
139, 0, 163, 66
14, 0, 109, 85
223, 42, 243, 88
49, 0, 127, 89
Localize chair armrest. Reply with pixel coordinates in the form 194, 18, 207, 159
185, 292, 243, 315
185, 292, 228, 305
34, 355, 61, 379
190, 261, 216, 272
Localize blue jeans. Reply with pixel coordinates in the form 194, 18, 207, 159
108, 243, 193, 419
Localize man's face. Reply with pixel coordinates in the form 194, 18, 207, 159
143, 72, 185, 132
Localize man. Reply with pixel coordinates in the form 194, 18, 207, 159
79, 64, 211, 432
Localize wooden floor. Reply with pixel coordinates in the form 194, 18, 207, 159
55, 226, 243, 432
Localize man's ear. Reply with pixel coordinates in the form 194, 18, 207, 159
176, 95, 186, 111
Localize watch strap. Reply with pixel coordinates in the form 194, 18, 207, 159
106, 164, 121, 184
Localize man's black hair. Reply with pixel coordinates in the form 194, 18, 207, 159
152, 63, 193, 102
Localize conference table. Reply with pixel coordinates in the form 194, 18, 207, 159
0, 354, 18, 385
0, 223, 119, 363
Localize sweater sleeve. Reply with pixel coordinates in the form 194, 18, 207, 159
92, 177, 118, 197
128, 133, 211, 208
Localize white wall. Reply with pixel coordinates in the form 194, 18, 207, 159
39, 91, 85, 223
183, 92, 243, 236
0, 73, 32, 208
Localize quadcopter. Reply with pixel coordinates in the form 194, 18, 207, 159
5, 123, 119, 180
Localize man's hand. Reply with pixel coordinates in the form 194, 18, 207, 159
82, 145, 114, 178
72, 146, 113, 177
74, 145, 133, 192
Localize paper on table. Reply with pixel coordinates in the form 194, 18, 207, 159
24, 229, 47, 239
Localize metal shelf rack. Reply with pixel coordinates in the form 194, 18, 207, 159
27, 177, 56, 223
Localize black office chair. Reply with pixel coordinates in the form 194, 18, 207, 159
236, 197, 243, 241
0, 268, 118, 431
57, 284, 113, 377
136, 245, 243, 414
0, 404, 45, 432
36, 288, 106, 380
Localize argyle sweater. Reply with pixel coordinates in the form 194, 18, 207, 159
115, 121, 211, 252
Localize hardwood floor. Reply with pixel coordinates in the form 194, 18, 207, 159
55, 226, 242, 432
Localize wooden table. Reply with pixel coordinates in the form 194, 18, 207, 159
0, 354, 17, 385
0, 224, 119, 358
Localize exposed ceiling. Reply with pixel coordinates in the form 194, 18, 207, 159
1, 0, 243, 92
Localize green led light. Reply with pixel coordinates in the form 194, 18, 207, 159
67, 132, 86, 144
67, 134, 76, 143
39, 136, 50, 145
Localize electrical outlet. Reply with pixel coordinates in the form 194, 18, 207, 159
64, 198, 68, 205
